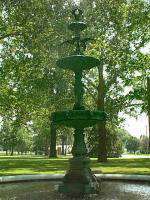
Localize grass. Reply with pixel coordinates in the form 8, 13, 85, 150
0, 155, 150, 176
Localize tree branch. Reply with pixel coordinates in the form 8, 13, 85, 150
124, 103, 143, 108
84, 85, 97, 102
84, 76, 97, 89
0, 32, 20, 40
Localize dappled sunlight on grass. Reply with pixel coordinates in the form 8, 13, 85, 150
0, 155, 149, 176
90, 158, 150, 175
0, 155, 69, 176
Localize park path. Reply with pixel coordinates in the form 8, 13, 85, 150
121, 154, 150, 159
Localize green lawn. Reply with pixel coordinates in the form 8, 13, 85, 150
0, 155, 149, 176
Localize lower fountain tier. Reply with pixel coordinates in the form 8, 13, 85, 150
56, 55, 100, 71
51, 110, 106, 128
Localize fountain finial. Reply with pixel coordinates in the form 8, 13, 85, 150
72, 7, 83, 21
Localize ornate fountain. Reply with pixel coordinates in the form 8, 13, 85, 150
0, 7, 149, 200
51, 8, 106, 196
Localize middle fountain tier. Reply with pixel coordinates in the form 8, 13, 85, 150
51, 7, 106, 197
51, 110, 106, 129
56, 55, 100, 71
53, 53, 106, 129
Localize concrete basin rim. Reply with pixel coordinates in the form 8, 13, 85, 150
0, 174, 150, 184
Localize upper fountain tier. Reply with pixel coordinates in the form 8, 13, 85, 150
68, 7, 87, 32
56, 7, 100, 71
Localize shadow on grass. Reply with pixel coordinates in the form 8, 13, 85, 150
0, 157, 69, 176
91, 158, 150, 168
0, 156, 150, 176
90, 158, 150, 175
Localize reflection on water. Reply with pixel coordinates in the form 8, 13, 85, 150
0, 180, 150, 200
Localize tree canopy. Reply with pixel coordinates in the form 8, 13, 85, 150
0, 0, 149, 157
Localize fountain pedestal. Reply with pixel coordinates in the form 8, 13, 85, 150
59, 157, 98, 196
51, 111, 106, 196
59, 127, 98, 196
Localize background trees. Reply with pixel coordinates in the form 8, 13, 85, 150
0, 0, 149, 159
139, 135, 149, 154
125, 136, 140, 154
81, 0, 150, 161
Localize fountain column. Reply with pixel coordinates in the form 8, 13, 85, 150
73, 70, 85, 110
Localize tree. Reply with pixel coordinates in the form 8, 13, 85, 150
87, 125, 124, 157
106, 126, 124, 157
15, 126, 33, 154
0, 0, 74, 158
0, 118, 11, 155
139, 135, 149, 154
30, 112, 51, 156
81, 0, 150, 161
49, 124, 57, 157
147, 77, 150, 153
126, 136, 140, 154
0, 1, 149, 161
0, 116, 32, 155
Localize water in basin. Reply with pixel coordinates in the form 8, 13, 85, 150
0, 180, 150, 200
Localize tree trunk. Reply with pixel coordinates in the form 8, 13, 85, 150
97, 122, 107, 162
10, 146, 14, 156
49, 123, 57, 158
148, 114, 150, 153
147, 77, 150, 153
61, 135, 66, 155
97, 65, 107, 162
45, 146, 49, 156
45, 136, 50, 156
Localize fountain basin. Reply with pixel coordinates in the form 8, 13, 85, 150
0, 175, 150, 200
51, 110, 106, 128
56, 55, 100, 71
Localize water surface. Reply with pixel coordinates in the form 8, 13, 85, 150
0, 180, 150, 200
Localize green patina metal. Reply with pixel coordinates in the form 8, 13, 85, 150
51, 7, 106, 196
56, 55, 100, 71
51, 110, 106, 128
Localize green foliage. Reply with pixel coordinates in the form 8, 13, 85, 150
0, 0, 74, 155
139, 135, 149, 154
0, 117, 32, 155
106, 126, 124, 157
125, 136, 140, 153
87, 125, 124, 157
15, 127, 33, 154
0, 0, 149, 157
82, 0, 150, 119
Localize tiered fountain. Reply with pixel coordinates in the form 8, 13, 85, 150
0, 7, 150, 200
51, 7, 106, 197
